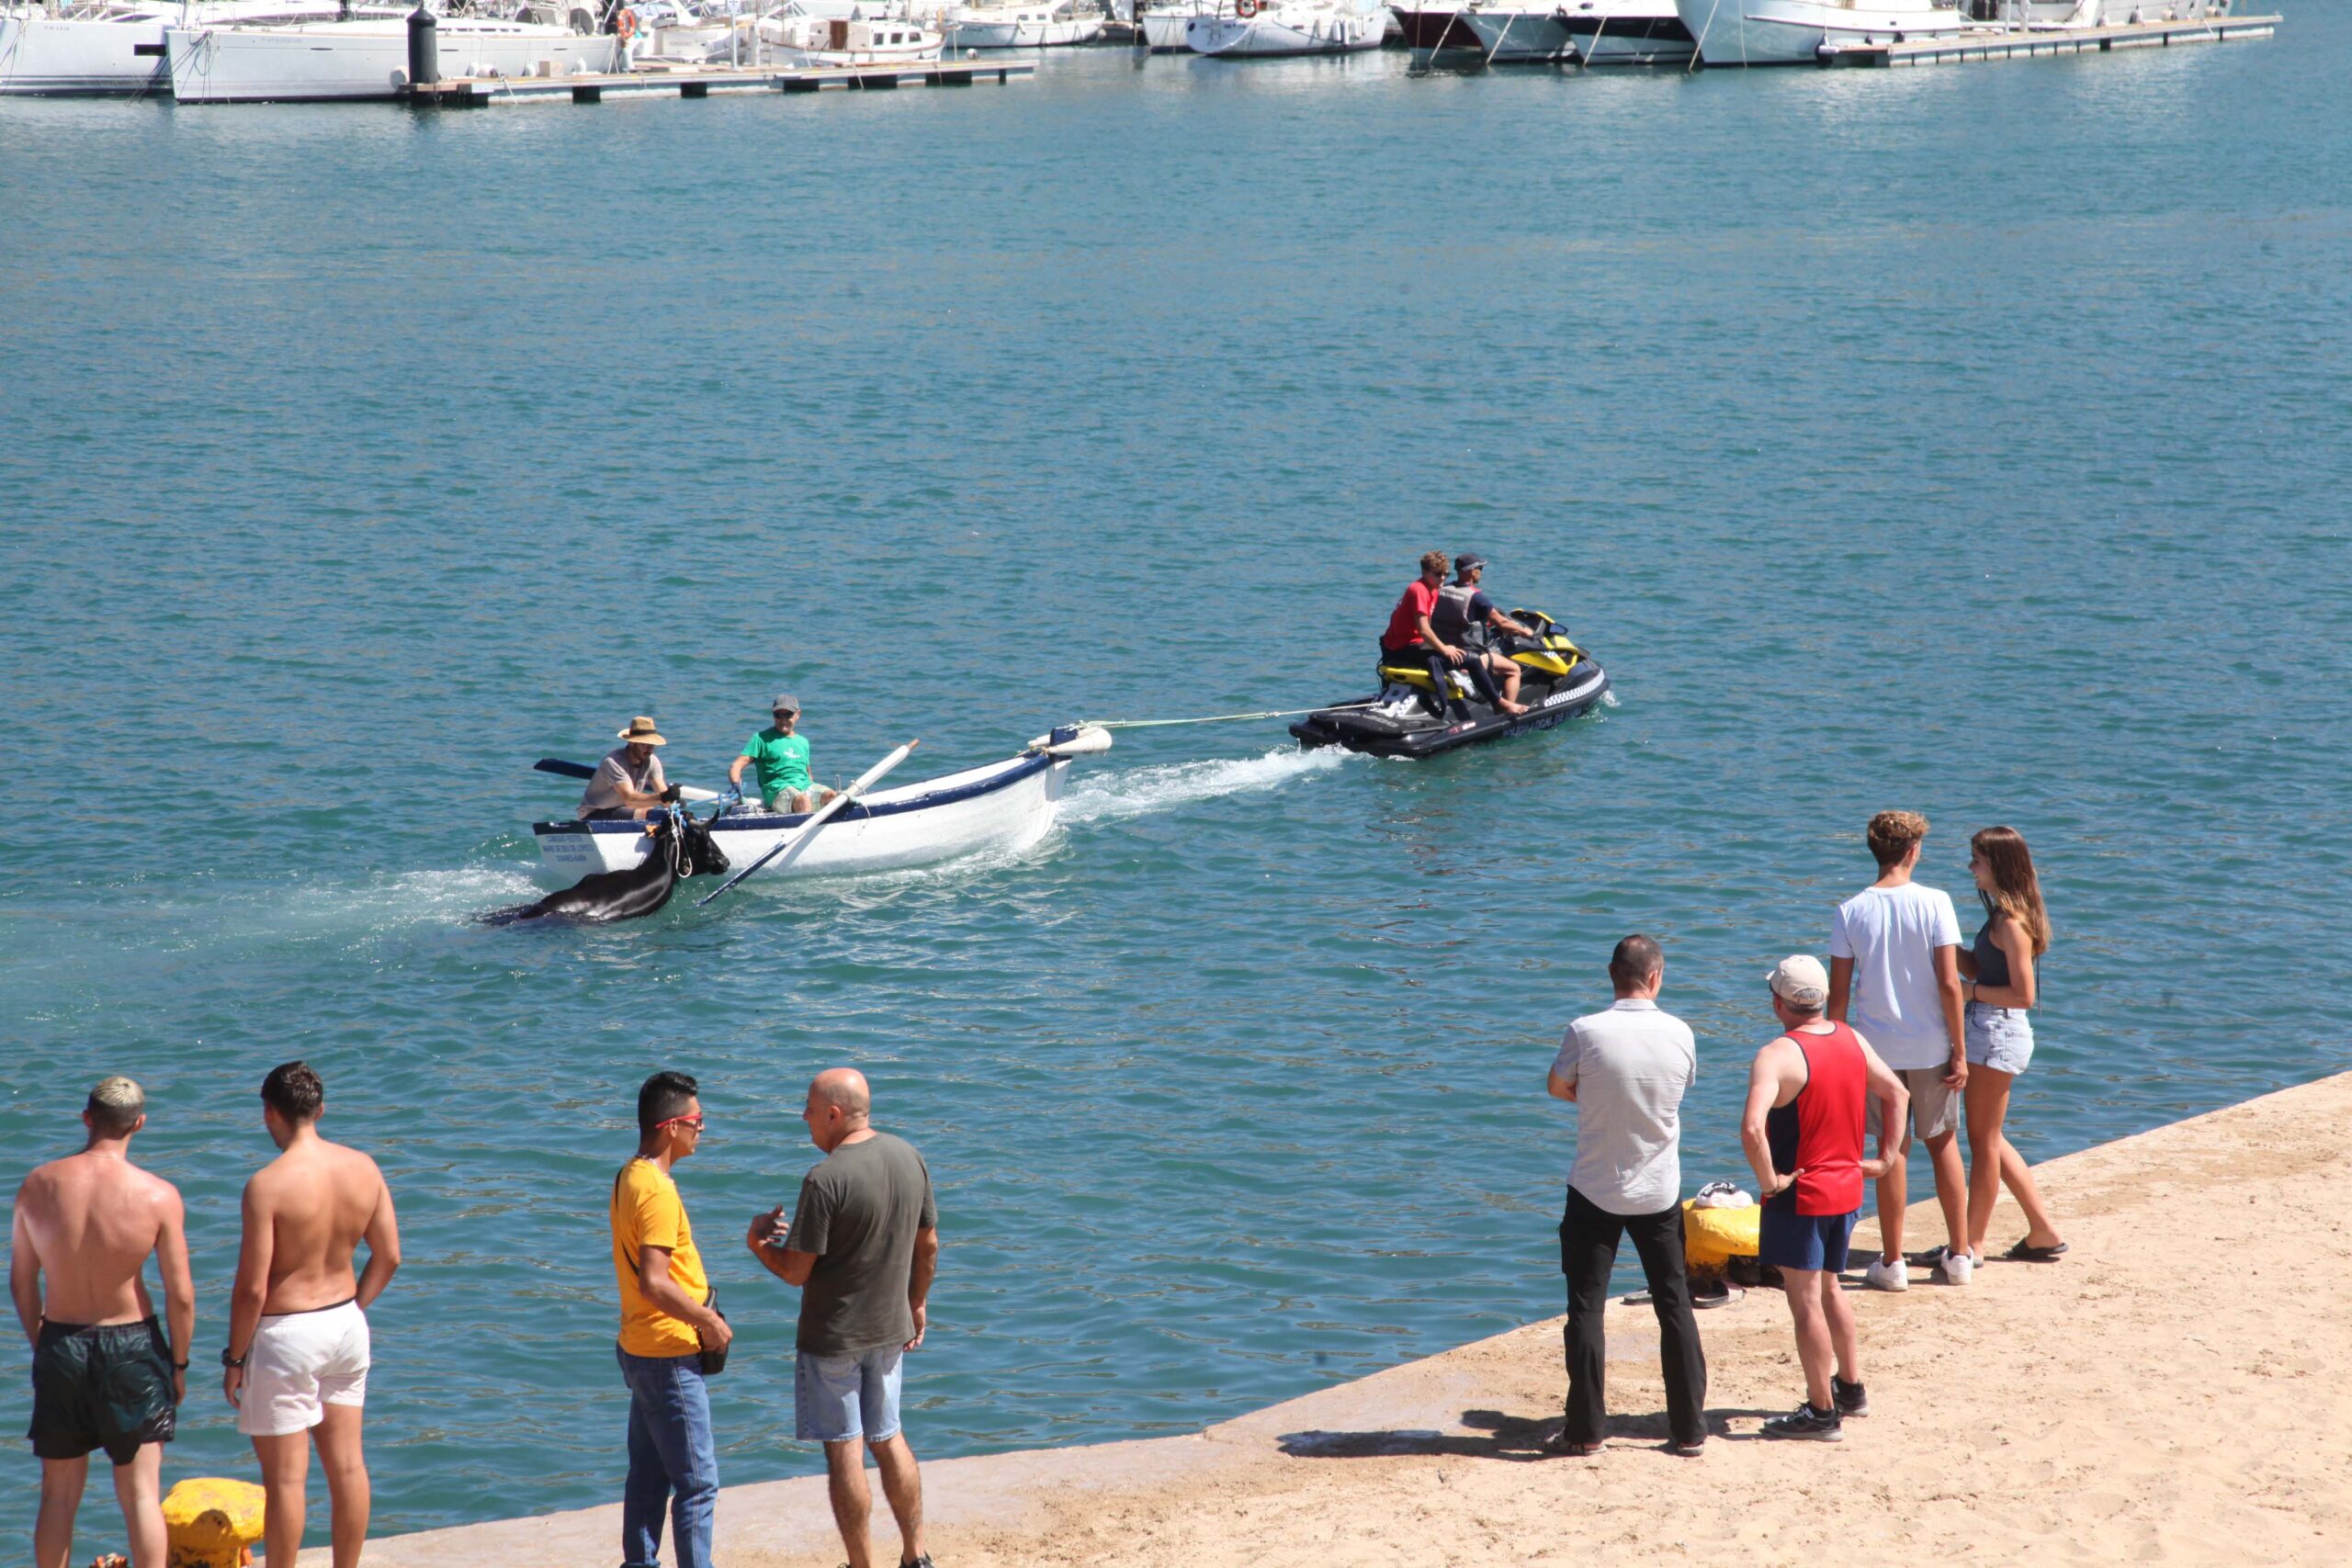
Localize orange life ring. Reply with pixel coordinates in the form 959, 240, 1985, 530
614, 6, 637, 39
1234, 0, 1259, 16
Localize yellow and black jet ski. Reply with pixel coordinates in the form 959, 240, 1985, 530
1290, 611, 1609, 760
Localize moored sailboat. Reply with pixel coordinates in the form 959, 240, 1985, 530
0, 0, 358, 95
1185, 0, 1381, 56
165, 6, 621, 102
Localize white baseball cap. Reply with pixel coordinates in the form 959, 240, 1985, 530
1768, 954, 1830, 1010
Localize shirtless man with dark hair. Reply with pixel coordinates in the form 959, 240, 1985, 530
12, 1076, 194, 1568
222, 1061, 401, 1568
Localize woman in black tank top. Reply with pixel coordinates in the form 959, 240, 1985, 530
1957, 827, 2067, 1263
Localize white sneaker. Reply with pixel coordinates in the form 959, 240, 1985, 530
1939, 1249, 1974, 1286
1863, 1256, 1909, 1292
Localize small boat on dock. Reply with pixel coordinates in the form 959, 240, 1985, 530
756, 8, 943, 63
532, 728, 1106, 884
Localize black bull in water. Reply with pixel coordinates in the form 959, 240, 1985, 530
487, 810, 730, 924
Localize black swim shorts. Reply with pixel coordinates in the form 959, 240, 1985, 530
28, 1317, 177, 1465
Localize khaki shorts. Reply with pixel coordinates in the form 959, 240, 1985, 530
1865, 1066, 1962, 1145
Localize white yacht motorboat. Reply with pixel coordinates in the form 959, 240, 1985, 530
1185, 0, 1381, 54
940, 0, 1102, 47
166, 8, 620, 100
1386, 1, 1476, 50
1133, 0, 1205, 48
0, 0, 359, 95
1673, 0, 1964, 63
753, 7, 941, 62
1453, 2, 1568, 58
1458, 0, 1690, 62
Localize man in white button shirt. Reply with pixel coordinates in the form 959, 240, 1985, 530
1544, 935, 1707, 1458
1828, 810, 1972, 1290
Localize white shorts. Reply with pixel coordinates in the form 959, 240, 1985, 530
238, 1300, 370, 1437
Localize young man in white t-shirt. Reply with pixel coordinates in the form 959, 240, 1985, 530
1827, 811, 1972, 1291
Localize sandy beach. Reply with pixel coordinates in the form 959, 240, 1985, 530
326, 1072, 2352, 1567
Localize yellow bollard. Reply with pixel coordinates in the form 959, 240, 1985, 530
1682, 1199, 1760, 1276
161, 1478, 266, 1568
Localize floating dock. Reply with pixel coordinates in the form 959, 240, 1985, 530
400, 57, 1034, 107
1822, 10, 2277, 67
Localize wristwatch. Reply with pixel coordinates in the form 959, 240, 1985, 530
220, 1348, 248, 1369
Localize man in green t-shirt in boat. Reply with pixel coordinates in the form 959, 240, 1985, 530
728, 694, 841, 814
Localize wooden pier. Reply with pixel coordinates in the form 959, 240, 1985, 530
1822, 11, 2278, 67
400, 57, 1035, 107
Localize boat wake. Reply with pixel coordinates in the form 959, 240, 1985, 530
1060, 746, 1352, 827
282, 866, 546, 931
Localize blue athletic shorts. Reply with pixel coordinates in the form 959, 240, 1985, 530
795, 1346, 903, 1444
1758, 1206, 1860, 1273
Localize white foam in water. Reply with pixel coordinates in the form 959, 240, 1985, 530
279, 865, 543, 932
1060, 746, 1352, 827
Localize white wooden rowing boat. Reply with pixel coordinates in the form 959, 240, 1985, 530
532, 732, 1102, 884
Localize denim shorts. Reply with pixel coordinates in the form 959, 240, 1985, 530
1758, 1206, 1859, 1274
1965, 1002, 2035, 1076
795, 1346, 902, 1444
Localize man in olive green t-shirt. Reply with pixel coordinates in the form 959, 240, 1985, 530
728, 695, 840, 814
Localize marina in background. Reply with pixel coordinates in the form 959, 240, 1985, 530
0, 0, 2279, 102
5, 4, 2344, 1551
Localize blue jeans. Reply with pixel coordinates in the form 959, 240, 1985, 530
616, 1347, 718, 1568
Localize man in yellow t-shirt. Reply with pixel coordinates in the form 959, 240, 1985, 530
610, 1071, 730, 1568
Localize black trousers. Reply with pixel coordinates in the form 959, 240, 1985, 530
1377, 640, 1501, 709
1559, 1185, 1708, 1449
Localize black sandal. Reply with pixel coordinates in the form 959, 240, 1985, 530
2003, 1239, 2069, 1262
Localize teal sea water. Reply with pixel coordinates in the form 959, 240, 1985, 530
5, 9, 2349, 1545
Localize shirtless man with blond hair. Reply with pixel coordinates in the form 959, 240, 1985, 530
12, 1076, 194, 1568
221, 1061, 401, 1568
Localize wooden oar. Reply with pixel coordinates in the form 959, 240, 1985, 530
695, 739, 918, 908
532, 758, 718, 804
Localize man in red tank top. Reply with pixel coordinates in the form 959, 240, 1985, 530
1379, 551, 1460, 673
1740, 955, 1908, 1442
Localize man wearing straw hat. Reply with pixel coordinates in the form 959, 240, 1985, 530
578, 716, 680, 822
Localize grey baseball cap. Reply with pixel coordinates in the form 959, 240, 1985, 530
771, 694, 800, 715
1454, 552, 1487, 573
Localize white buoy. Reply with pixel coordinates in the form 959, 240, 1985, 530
1028, 724, 1114, 757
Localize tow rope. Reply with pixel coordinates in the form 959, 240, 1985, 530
1082, 702, 1381, 731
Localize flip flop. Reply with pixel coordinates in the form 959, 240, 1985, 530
2003, 1239, 2070, 1262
